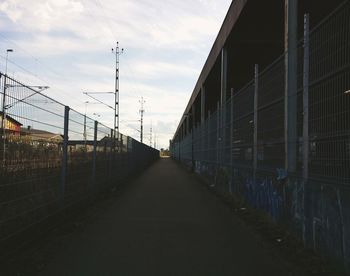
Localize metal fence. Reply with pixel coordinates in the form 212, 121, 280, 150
0, 73, 159, 249
171, 2, 350, 269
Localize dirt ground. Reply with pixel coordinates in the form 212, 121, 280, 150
1, 158, 346, 275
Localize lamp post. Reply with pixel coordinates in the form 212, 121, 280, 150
83, 101, 89, 144
1, 49, 13, 165
139, 97, 145, 143
93, 113, 101, 119
83, 92, 114, 126
5, 49, 13, 76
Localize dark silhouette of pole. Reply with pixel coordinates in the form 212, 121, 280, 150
112, 42, 123, 137
139, 97, 145, 143
2, 49, 13, 164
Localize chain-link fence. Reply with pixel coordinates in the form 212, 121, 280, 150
0, 74, 159, 250
171, 1, 350, 269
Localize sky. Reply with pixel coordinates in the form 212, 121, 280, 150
0, 0, 232, 149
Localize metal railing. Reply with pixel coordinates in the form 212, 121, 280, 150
0, 73, 159, 246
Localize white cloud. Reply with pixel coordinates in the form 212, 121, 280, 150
131, 61, 198, 80
0, 0, 232, 149
0, 0, 84, 31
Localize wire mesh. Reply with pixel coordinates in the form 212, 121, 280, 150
232, 82, 254, 168
308, 2, 350, 182
257, 56, 285, 169
0, 72, 159, 244
172, 3, 349, 180
170, 2, 350, 268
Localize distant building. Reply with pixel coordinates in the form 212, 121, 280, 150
21, 126, 63, 145
0, 111, 22, 134
68, 140, 94, 153
160, 148, 170, 157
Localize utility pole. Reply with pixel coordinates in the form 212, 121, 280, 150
2, 49, 13, 165
139, 97, 145, 143
112, 42, 123, 137
83, 101, 89, 145
150, 121, 153, 147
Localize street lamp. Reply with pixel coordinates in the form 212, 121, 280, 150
83, 92, 114, 125
93, 112, 101, 119
5, 49, 13, 76
83, 101, 89, 143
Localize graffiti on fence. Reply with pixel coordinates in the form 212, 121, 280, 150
232, 169, 288, 221
215, 166, 230, 193
246, 175, 284, 220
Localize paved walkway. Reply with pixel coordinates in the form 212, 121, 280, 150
38, 158, 300, 275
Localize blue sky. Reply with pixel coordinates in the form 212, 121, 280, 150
0, 0, 231, 149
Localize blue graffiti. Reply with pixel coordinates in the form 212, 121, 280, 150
276, 168, 287, 181
243, 176, 284, 221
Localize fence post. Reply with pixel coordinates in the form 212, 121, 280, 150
208, 110, 211, 164
1, 73, 7, 165
230, 88, 234, 194
126, 136, 130, 176
253, 65, 259, 182
191, 106, 195, 172
109, 129, 113, 182
302, 13, 310, 246
61, 105, 69, 206
120, 134, 123, 172
201, 87, 206, 165
284, 0, 298, 173
221, 48, 228, 107
178, 134, 181, 161
216, 101, 220, 168
201, 86, 206, 124
221, 48, 227, 172
92, 120, 98, 190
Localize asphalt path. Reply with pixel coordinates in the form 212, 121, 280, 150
38, 158, 302, 276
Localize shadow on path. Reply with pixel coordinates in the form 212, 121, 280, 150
9, 158, 306, 275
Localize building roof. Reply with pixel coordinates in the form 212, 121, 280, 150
21, 127, 63, 141
0, 111, 23, 126
175, 0, 247, 136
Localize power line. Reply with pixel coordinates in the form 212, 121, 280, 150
0, 30, 115, 111
149, 121, 153, 147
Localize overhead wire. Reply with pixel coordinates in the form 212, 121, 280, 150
0, 54, 86, 108
0, 1, 165, 144
0, 6, 119, 111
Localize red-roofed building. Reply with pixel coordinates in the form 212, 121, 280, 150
0, 111, 22, 134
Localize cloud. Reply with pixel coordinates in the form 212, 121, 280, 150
0, 0, 84, 31
0, 0, 232, 149
130, 61, 198, 80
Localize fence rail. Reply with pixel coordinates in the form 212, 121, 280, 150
0, 73, 159, 248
